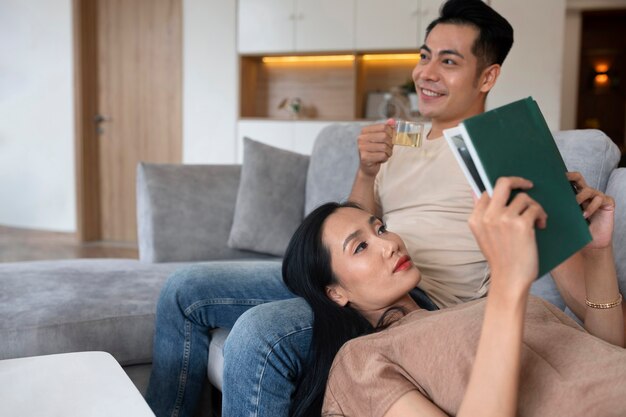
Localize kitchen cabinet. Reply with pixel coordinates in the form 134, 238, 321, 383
237, 0, 470, 53
238, 0, 354, 53
238, 0, 295, 53
355, 0, 421, 50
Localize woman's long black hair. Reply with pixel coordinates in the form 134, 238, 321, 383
282, 202, 378, 417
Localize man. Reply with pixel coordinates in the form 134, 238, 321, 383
146, 1, 621, 416
348, 13, 508, 307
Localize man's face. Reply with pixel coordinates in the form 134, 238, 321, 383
412, 23, 490, 128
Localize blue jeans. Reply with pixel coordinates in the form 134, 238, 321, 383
145, 261, 312, 417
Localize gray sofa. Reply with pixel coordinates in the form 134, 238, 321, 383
0, 124, 624, 411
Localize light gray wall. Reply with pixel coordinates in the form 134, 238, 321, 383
488, 0, 566, 130
561, 10, 582, 130
183, 0, 238, 164
0, 0, 76, 231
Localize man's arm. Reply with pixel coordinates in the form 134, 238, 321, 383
348, 120, 395, 217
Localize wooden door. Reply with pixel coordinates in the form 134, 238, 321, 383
75, 0, 182, 243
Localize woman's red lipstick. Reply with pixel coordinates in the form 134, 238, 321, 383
393, 255, 412, 273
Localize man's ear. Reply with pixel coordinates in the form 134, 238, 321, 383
326, 285, 349, 307
479, 64, 501, 93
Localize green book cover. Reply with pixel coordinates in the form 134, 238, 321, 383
443, 97, 592, 278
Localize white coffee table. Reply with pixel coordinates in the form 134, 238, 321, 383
0, 351, 155, 416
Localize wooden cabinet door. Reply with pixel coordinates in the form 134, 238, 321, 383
295, 0, 354, 51
238, 0, 295, 53
355, 0, 420, 50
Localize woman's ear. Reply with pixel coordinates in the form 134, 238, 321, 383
479, 64, 501, 93
326, 284, 349, 307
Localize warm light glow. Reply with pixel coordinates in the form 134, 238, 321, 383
362, 53, 421, 62
594, 73, 610, 86
261, 55, 355, 64
595, 63, 610, 73
260, 53, 421, 64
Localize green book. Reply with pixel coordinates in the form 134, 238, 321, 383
443, 96, 592, 278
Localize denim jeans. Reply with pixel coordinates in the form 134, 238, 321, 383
145, 260, 311, 417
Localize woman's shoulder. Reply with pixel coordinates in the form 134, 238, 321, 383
330, 304, 465, 367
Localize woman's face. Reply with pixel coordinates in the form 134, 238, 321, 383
322, 207, 421, 319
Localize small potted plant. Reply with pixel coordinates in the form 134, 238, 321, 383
400, 79, 419, 114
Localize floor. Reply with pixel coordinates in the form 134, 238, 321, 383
0, 225, 138, 263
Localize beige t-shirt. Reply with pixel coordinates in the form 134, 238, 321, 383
375, 136, 488, 307
323, 296, 626, 417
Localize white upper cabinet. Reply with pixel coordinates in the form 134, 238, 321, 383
355, 0, 420, 50
237, 0, 453, 54
238, 0, 296, 53
238, 0, 354, 53
295, 0, 355, 52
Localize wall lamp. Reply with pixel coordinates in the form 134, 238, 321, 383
593, 63, 611, 88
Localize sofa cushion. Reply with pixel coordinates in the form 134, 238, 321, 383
0, 259, 189, 365
228, 138, 310, 257
305, 123, 362, 214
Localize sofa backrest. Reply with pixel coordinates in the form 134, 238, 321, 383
304, 126, 621, 215
554, 129, 620, 192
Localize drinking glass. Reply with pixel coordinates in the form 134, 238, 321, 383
393, 120, 424, 147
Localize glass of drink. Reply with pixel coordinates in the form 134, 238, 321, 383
393, 120, 424, 147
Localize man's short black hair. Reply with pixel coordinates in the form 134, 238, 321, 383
426, 0, 514, 69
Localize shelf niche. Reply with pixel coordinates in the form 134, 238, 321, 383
240, 52, 419, 121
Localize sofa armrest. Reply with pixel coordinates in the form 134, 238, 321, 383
136, 163, 274, 263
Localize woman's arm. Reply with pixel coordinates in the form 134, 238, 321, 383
455, 277, 528, 417
552, 172, 624, 345
458, 177, 546, 417
384, 177, 546, 417
383, 390, 449, 417
571, 172, 623, 346
581, 246, 624, 346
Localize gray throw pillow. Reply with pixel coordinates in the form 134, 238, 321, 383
228, 137, 310, 256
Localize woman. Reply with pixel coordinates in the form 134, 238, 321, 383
282, 175, 625, 417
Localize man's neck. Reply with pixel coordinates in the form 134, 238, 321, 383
428, 121, 458, 140
428, 116, 479, 139
427, 104, 487, 139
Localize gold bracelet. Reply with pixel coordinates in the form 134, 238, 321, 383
585, 293, 623, 309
